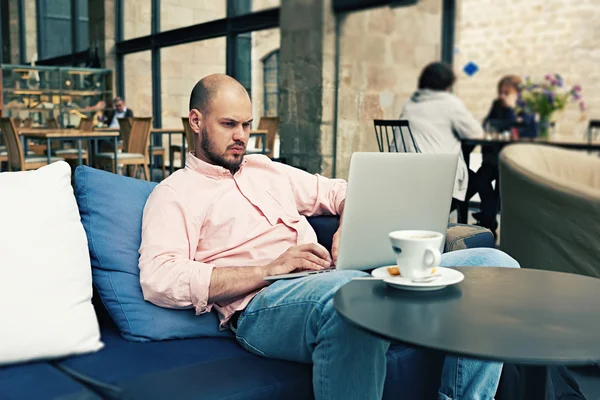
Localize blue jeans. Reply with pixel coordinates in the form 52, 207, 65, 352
234, 248, 520, 400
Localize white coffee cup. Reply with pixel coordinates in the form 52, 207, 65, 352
388, 230, 443, 280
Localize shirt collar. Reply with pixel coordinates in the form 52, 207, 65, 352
185, 152, 248, 179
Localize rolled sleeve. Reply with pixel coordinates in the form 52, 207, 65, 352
275, 162, 347, 216
138, 184, 215, 314
189, 264, 215, 314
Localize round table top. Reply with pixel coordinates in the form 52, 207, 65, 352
334, 267, 600, 365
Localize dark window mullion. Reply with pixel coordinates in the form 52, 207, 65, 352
71, 0, 78, 53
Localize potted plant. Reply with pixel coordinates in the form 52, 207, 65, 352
518, 74, 584, 139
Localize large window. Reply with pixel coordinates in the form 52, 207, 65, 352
116, 0, 280, 134
37, 0, 89, 58
160, 39, 226, 129
262, 50, 279, 117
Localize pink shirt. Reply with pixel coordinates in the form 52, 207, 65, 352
138, 153, 347, 329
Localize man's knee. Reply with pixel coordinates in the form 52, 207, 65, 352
441, 248, 520, 269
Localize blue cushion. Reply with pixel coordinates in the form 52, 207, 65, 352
0, 362, 100, 400
74, 166, 230, 342
56, 326, 443, 400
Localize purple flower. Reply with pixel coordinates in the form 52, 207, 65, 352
573, 92, 581, 101
550, 79, 557, 86
573, 84, 582, 92
545, 90, 554, 104
545, 74, 552, 81
580, 101, 586, 112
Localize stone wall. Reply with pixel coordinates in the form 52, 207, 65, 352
334, 0, 442, 178
278, 0, 326, 173
278, 0, 442, 177
454, 0, 599, 138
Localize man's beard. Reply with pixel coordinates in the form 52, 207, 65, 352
200, 126, 245, 173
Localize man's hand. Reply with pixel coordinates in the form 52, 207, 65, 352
331, 228, 341, 266
264, 243, 332, 277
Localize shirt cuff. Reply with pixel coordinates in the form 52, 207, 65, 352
189, 263, 216, 315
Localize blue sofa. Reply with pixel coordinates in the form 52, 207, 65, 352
0, 166, 495, 400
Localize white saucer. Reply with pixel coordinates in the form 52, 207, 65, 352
371, 266, 464, 291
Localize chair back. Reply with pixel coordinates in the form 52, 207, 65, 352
0, 117, 25, 170
46, 118, 60, 129
181, 117, 195, 151
118, 118, 133, 152
13, 117, 22, 128
23, 117, 33, 128
127, 117, 153, 156
78, 117, 94, 132
373, 119, 420, 153
257, 117, 279, 156
588, 120, 600, 141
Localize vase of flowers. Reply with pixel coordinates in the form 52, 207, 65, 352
518, 74, 584, 139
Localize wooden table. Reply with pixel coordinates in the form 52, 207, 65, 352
20, 129, 120, 168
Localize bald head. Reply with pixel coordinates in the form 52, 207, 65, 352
189, 74, 249, 115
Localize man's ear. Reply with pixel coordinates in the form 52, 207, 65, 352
188, 109, 203, 133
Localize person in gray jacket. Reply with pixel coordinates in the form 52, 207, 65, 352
398, 62, 484, 213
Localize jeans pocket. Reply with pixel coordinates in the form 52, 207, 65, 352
236, 335, 267, 358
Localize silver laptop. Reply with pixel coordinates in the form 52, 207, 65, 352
264, 152, 458, 280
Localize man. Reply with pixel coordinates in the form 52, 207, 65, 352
103, 96, 133, 128
139, 74, 519, 400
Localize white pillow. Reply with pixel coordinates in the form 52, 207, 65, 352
0, 161, 103, 365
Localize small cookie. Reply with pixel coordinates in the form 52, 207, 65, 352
387, 266, 401, 276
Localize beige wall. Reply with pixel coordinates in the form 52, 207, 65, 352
454, 0, 599, 138
160, 0, 226, 31
24, 0, 36, 62
124, 0, 151, 39
333, 0, 442, 178
124, 51, 152, 117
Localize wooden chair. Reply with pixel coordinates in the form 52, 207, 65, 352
46, 118, 60, 129
256, 117, 279, 157
373, 119, 420, 153
0, 117, 64, 171
95, 117, 154, 180
118, 117, 166, 179
170, 117, 195, 169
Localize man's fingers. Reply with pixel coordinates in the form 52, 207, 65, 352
295, 243, 332, 263
294, 259, 325, 271
293, 252, 331, 268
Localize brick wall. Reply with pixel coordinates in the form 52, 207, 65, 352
454, 0, 599, 137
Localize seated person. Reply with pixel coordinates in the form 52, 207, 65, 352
102, 96, 134, 128
397, 62, 483, 213
474, 75, 537, 233
139, 74, 520, 400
